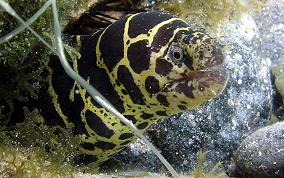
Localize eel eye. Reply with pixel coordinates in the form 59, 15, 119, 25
168, 44, 184, 63
172, 50, 182, 60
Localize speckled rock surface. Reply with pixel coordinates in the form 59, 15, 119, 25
254, 0, 284, 122
233, 122, 284, 178
255, 0, 284, 67
111, 12, 272, 176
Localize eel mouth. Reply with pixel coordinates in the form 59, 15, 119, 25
161, 67, 229, 93
174, 71, 206, 83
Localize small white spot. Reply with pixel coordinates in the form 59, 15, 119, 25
75, 89, 80, 94
232, 119, 237, 129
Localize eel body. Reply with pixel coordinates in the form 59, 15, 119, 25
8, 11, 228, 168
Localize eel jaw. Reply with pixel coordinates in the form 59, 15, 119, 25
161, 67, 229, 105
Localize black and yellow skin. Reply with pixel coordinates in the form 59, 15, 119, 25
8, 12, 228, 168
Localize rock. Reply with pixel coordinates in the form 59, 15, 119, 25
233, 122, 284, 178
255, 0, 284, 125
255, 0, 284, 67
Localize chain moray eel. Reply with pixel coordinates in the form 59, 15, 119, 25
7, 11, 228, 169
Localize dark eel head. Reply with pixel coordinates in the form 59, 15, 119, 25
156, 29, 229, 112
126, 13, 230, 116
99, 12, 229, 118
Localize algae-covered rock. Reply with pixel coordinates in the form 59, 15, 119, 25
233, 122, 284, 178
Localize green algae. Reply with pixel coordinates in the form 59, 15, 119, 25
0, 108, 88, 177
190, 151, 226, 178
0, 0, 88, 64
0, 0, 89, 105
272, 66, 284, 100
0, 144, 73, 178
156, 0, 265, 27
271, 66, 284, 123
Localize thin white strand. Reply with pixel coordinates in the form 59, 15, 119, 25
0, 0, 57, 54
0, 0, 52, 44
